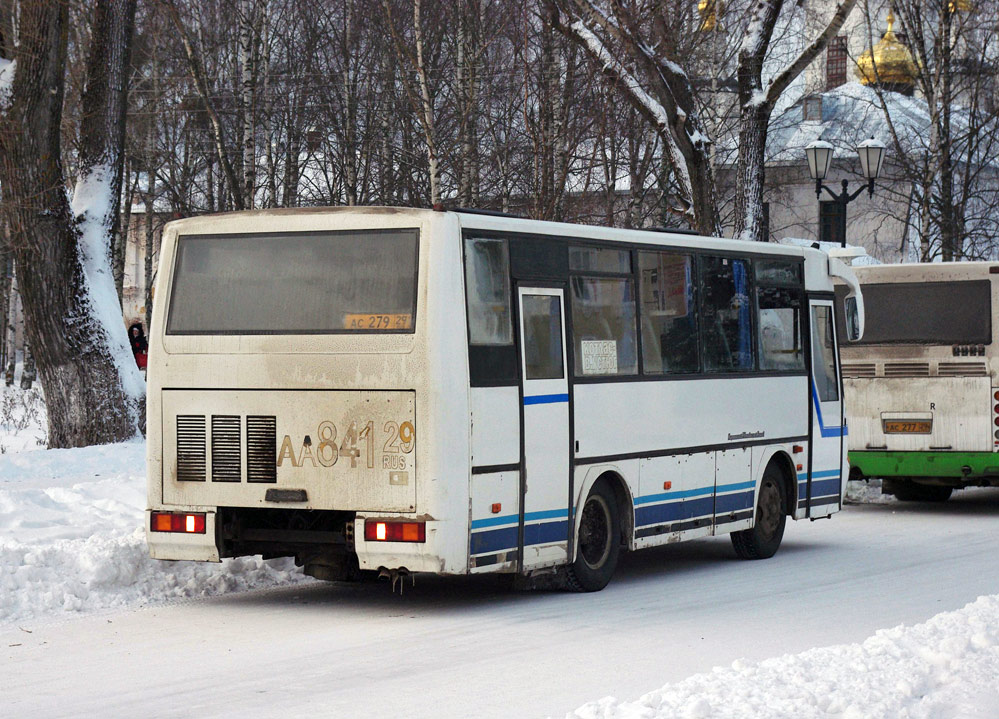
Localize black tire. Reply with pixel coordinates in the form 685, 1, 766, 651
732, 464, 787, 560
566, 481, 621, 592
892, 479, 952, 503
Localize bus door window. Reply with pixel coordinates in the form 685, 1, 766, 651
811, 306, 839, 401
522, 295, 565, 380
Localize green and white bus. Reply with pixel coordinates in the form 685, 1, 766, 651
841, 262, 999, 501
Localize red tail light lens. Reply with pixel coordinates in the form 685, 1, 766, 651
150, 511, 206, 534
364, 520, 426, 543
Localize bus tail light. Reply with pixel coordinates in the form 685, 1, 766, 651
150, 511, 206, 534
364, 520, 426, 543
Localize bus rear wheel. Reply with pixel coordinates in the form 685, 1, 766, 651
890, 479, 952, 503
566, 481, 620, 592
732, 465, 787, 560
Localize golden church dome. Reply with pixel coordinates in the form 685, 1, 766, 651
856, 11, 919, 89
698, 0, 721, 31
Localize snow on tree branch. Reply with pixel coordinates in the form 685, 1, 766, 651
564, 17, 695, 219
765, 0, 859, 108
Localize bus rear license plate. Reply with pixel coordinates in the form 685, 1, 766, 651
883, 420, 932, 434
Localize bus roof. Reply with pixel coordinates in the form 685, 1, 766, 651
164, 205, 816, 258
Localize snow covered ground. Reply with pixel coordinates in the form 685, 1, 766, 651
0, 385, 310, 628
3, 385, 999, 717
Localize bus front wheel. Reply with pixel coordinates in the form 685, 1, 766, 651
732, 466, 787, 560
566, 481, 620, 592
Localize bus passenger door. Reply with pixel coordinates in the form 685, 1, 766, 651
806, 299, 844, 515
516, 287, 571, 570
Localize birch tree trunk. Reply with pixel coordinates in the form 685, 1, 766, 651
239, 0, 258, 209
383, 0, 441, 208
343, 0, 359, 206
0, 0, 142, 446
412, 0, 440, 207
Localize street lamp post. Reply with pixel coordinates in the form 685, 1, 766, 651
804, 138, 887, 247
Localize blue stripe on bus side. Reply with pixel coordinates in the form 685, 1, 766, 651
634, 480, 755, 507
470, 508, 568, 530
523, 393, 570, 406
634, 487, 757, 528
715, 490, 755, 514
797, 475, 841, 500
470, 526, 518, 555
470, 519, 570, 555
524, 520, 569, 546
812, 386, 846, 437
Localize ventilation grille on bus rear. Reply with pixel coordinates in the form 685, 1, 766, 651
246, 415, 278, 483
937, 361, 988, 377
211, 415, 242, 482
841, 363, 876, 378
176, 415, 207, 481
884, 362, 930, 378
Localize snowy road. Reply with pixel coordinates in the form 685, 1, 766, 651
5, 487, 999, 719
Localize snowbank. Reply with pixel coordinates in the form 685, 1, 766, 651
845, 478, 895, 504
0, 437, 310, 627
564, 594, 999, 719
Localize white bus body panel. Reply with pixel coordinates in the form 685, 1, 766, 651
846, 377, 991, 453
573, 376, 808, 458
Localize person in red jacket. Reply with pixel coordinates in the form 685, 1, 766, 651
128, 322, 148, 370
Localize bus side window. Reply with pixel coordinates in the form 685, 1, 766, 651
465, 238, 513, 345
811, 306, 839, 401
754, 259, 805, 372
570, 276, 638, 377
637, 251, 698, 374
464, 237, 517, 385
700, 256, 754, 373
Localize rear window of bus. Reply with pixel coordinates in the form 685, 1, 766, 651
166, 229, 419, 335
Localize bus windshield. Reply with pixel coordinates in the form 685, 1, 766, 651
166, 229, 419, 335
837, 280, 991, 345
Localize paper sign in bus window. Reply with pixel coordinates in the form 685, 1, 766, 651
581, 340, 618, 375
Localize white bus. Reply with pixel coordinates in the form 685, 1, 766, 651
146, 208, 863, 591
841, 262, 999, 501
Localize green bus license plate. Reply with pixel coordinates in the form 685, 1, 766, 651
883, 420, 932, 434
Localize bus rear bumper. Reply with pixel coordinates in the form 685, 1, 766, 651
145, 510, 221, 562
849, 450, 999, 484
355, 518, 459, 574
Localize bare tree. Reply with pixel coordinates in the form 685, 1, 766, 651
868, 0, 999, 260
549, 0, 720, 233
383, 0, 445, 207
0, 0, 142, 446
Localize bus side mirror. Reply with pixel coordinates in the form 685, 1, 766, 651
845, 296, 861, 342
